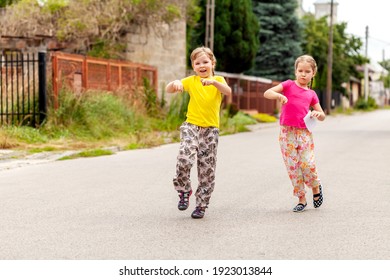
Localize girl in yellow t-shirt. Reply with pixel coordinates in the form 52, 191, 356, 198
166, 46, 232, 219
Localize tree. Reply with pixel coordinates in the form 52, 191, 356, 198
301, 14, 367, 93
189, 0, 259, 73
246, 0, 302, 81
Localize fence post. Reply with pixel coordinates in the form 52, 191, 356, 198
38, 52, 47, 124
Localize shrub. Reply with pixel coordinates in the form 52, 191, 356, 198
252, 113, 277, 123
354, 96, 378, 111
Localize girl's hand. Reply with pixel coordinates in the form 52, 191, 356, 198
278, 94, 288, 104
311, 110, 324, 119
172, 80, 183, 92
201, 78, 214, 86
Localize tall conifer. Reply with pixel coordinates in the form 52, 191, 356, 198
247, 0, 302, 81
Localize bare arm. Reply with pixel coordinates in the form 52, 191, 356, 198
264, 84, 288, 104
311, 103, 326, 121
165, 80, 183, 93
201, 78, 232, 104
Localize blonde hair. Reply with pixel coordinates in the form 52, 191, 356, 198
295, 55, 317, 88
190, 46, 216, 75
295, 55, 317, 75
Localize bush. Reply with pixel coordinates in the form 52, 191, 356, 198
252, 113, 277, 123
354, 96, 378, 111
220, 111, 257, 135
43, 89, 149, 140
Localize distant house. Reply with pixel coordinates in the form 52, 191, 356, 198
313, 0, 339, 24
356, 63, 389, 106
345, 76, 361, 108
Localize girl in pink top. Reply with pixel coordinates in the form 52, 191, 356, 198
264, 55, 325, 212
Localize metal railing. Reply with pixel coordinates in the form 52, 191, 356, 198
51, 52, 158, 108
0, 51, 47, 126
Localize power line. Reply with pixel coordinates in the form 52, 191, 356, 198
368, 36, 390, 46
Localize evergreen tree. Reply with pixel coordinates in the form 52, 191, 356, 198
189, 0, 259, 73
247, 0, 303, 81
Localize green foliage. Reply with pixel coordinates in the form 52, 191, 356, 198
186, 0, 202, 63
224, 103, 239, 118
186, 0, 201, 27
220, 111, 256, 134
333, 106, 354, 115
252, 113, 277, 123
142, 77, 160, 117
156, 91, 190, 131
379, 59, 390, 71
301, 14, 367, 92
59, 149, 114, 160
87, 41, 112, 59
42, 89, 149, 140
382, 74, 390, 89
246, 0, 302, 80
0, 0, 18, 7
354, 96, 378, 111
1, 84, 276, 153
163, 4, 182, 22
1, 125, 48, 144
379, 59, 390, 88
29, 146, 57, 153
42, 0, 68, 13
189, 0, 259, 73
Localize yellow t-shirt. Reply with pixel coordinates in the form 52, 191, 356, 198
181, 75, 227, 128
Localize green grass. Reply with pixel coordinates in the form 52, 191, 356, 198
59, 149, 114, 160
1, 87, 257, 158
333, 106, 354, 115
28, 146, 58, 153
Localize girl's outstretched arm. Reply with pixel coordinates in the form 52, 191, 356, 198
166, 80, 183, 93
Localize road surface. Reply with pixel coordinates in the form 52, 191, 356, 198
0, 110, 389, 260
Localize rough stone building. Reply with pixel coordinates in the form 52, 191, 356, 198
124, 20, 187, 99
1, 5, 187, 100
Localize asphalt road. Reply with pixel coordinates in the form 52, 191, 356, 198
0, 109, 389, 260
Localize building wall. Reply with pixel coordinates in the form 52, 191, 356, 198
314, 0, 338, 23
124, 20, 187, 98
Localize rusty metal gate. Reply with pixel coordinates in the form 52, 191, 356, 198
0, 51, 47, 126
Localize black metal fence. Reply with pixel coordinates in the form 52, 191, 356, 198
0, 51, 47, 126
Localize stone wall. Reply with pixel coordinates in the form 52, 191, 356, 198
1, 15, 187, 101
125, 20, 187, 99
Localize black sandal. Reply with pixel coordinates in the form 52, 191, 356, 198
313, 185, 323, 208
293, 203, 307, 212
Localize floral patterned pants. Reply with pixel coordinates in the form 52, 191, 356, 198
173, 122, 219, 207
279, 126, 321, 198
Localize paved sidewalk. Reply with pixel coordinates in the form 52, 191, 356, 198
0, 149, 77, 171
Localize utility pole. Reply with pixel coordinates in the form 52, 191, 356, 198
325, 0, 334, 115
364, 26, 369, 102
205, 0, 215, 51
